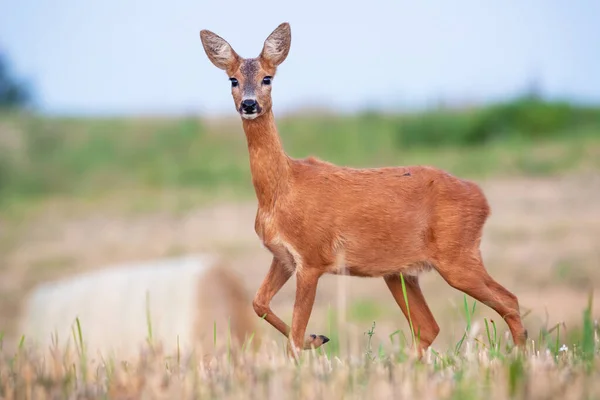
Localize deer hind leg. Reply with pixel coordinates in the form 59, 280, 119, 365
434, 252, 527, 347
384, 274, 440, 356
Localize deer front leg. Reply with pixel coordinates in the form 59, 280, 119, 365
288, 268, 328, 359
252, 258, 293, 338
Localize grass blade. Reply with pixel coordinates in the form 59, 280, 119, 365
242, 332, 255, 354
75, 317, 85, 355
389, 329, 402, 346
177, 335, 181, 367
145, 291, 153, 347
455, 295, 476, 355
582, 290, 595, 369
555, 324, 560, 358
484, 319, 493, 348
455, 333, 467, 355
227, 317, 231, 365
463, 295, 471, 331
400, 274, 416, 347
74, 317, 87, 381
364, 322, 376, 361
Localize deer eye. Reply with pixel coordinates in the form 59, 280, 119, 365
229, 78, 239, 87
262, 76, 272, 85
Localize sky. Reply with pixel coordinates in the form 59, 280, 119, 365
1, 0, 599, 117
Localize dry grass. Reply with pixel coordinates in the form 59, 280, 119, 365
1, 299, 599, 400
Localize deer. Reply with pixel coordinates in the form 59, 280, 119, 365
199, 22, 527, 359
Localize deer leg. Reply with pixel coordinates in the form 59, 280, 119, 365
288, 268, 325, 359
435, 254, 527, 347
384, 274, 440, 356
252, 258, 293, 338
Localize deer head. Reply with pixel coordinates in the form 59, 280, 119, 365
200, 23, 291, 120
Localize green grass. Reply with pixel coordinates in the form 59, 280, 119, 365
1, 99, 599, 218
348, 299, 385, 323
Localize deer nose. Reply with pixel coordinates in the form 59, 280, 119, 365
241, 99, 257, 111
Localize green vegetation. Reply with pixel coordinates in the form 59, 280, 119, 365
394, 96, 600, 147
348, 299, 385, 323
0, 54, 32, 110
0, 97, 599, 215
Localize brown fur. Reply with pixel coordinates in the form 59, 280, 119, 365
200, 22, 527, 358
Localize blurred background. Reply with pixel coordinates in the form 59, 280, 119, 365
1, 0, 599, 356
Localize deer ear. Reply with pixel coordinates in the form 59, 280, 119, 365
260, 22, 291, 67
200, 30, 240, 71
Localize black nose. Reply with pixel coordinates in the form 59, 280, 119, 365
241, 99, 257, 111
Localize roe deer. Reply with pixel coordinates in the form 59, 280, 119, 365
199, 22, 527, 358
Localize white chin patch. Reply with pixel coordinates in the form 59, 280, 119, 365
241, 113, 258, 120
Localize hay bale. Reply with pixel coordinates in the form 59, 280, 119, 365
18, 254, 258, 360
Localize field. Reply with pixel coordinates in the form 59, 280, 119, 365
0, 98, 599, 398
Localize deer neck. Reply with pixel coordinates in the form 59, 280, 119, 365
242, 111, 291, 209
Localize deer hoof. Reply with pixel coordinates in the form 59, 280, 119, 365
304, 334, 330, 349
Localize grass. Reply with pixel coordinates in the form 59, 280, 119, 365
1, 295, 598, 399
1, 99, 599, 219
348, 299, 384, 323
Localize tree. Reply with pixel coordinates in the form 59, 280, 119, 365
0, 53, 32, 109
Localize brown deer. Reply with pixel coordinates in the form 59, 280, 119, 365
199, 22, 527, 358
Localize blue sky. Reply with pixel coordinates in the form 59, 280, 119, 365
1, 0, 599, 116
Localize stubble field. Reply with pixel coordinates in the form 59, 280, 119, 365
1, 104, 599, 399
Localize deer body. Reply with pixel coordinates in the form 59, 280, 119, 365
200, 23, 527, 358
256, 149, 489, 279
